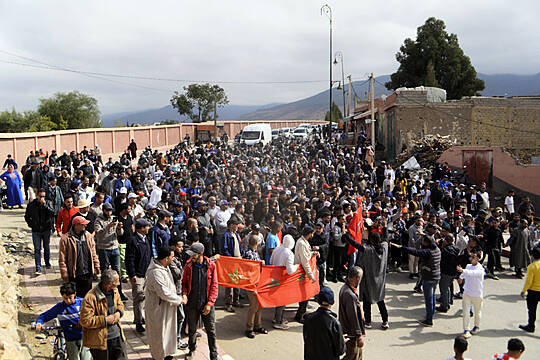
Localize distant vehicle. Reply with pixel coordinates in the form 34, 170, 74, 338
292, 127, 309, 139
272, 129, 279, 140
240, 123, 272, 146
280, 128, 293, 138
295, 123, 313, 133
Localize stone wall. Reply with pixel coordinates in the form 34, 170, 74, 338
0, 238, 31, 360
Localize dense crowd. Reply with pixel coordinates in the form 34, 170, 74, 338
3, 131, 537, 360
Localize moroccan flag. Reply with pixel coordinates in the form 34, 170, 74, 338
347, 205, 363, 255
216, 256, 262, 290
255, 257, 320, 308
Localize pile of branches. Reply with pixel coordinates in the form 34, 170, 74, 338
400, 134, 455, 168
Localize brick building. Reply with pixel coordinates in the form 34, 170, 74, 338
352, 89, 540, 162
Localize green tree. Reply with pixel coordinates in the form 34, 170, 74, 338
385, 17, 484, 99
170, 83, 229, 123
0, 109, 56, 132
38, 91, 101, 129
324, 102, 343, 123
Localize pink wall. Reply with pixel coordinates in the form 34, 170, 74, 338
439, 146, 540, 196
0, 120, 323, 167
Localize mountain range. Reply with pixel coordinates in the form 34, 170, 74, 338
101, 73, 540, 126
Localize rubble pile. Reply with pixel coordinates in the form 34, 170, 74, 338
0, 233, 32, 360
399, 135, 456, 168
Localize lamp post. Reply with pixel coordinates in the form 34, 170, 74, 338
321, 4, 332, 140
334, 51, 346, 118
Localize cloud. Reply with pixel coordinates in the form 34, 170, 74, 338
0, 0, 538, 114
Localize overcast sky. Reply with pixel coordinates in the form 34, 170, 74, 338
1, 0, 538, 114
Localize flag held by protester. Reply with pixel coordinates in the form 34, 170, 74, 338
255, 257, 320, 308
216, 256, 262, 290
347, 205, 363, 255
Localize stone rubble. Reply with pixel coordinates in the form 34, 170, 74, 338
0, 232, 32, 360
399, 134, 456, 168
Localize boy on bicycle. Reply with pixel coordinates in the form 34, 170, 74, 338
35, 282, 91, 360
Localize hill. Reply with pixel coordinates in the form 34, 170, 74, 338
101, 73, 540, 125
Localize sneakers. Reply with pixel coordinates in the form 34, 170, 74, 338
364, 322, 372, 329
413, 288, 423, 294
470, 326, 479, 335
381, 322, 389, 330
272, 322, 289, 330
463, 330, 472, 338
34, 270, 42, 276
225, 305, 236, 313
519, 324, 534, 333
417, 320, 433, 327
272, 318, 288, 325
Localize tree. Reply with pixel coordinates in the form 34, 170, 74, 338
170, 83, 229, 123
0, 109, 57, 132
385, 17, 484, 99
324, 102, 343, 123
38, 91, 101, 129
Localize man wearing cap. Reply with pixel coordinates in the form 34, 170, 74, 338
126, 218, 152, 333
58, 216, 100, 298
94, 202, 128, 301
303, 286, 345, 360
128, 192, 144, 220
70, 198, 98, 234
148, 210, 172, 257
182, 243, 219, 360
114, 170, 132, 197
221, 218, 244, 312
144, 203, 159, 227
214, 200, 231, 252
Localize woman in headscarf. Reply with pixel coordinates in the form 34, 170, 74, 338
0, 163, 24, 209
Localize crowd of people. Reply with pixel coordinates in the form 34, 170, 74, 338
8, 131, 537, 360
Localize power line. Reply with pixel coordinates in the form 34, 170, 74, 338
0, 49, 329, 85
373, 78, 540, 136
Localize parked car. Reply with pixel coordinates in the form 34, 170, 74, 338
272, 129, 279, 140
292, 127, 309, 139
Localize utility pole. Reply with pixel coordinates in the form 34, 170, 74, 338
321, 4, 332, 140
370, 73, 375, 148
213, 101, 218, 141
347, 75, 352, 117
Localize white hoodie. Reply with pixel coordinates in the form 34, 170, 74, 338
270, 235, 298, 274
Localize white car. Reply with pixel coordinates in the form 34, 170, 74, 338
272, 129, 279, 140
280, 128, 292, 138
292, 127, 309, 139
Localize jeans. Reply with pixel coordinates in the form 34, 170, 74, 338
177, 304, 185, 341
439, 273, 454, 310
317, 263, 326, 287
526, 289, 540, 330
97, 248, 123, 294
423, 279, 439, 324
185, 305, 217, 360
65, 340, 91, 360
32, 230, 51, 271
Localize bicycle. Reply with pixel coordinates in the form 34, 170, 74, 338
31, 319, 69, 360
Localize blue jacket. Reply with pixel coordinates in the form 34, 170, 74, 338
125, 233, 152, 277
220, 231, 244, 257
36, 297, 84, 341
114, 178, 132, 195
148, 224, 171, 257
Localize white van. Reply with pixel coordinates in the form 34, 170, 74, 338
240, 123, 272, 146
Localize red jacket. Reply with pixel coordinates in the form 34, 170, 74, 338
181, 256, 219, 307
56, 207, 79, 234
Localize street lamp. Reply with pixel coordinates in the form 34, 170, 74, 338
334, 51, 346, 119
321, 4, 332, 140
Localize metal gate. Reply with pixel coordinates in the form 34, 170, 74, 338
463, 150, 493, 187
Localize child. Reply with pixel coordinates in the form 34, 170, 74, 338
35, 282, 90, 360
445, 335, 471, 360
492, 338, 525, 359
457, 251, 484, 338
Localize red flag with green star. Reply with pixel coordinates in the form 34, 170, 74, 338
255, 257, 320, 308
216, 256, 262, 290
347, 204, 363, 255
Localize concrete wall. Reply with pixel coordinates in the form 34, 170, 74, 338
439, 146, 540, 206
0, 120, 323, 166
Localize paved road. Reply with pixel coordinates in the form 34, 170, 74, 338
4, 208, 539, 359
